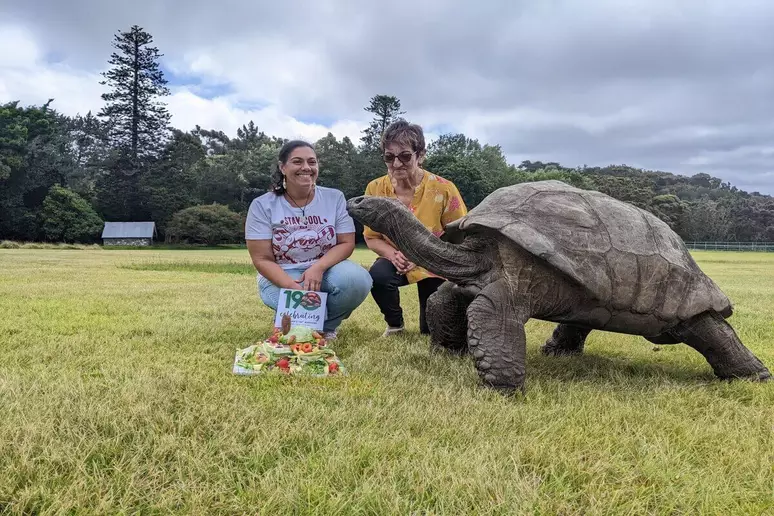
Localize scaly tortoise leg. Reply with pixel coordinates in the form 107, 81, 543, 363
466, 279, 529, 394
427, 281, 473, 356
674, 312, 771, 381
541, 324, 592, 356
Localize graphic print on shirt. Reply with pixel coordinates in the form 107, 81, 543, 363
272, 214, 336, 265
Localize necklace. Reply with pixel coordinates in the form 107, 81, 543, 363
285, 186, 314, 224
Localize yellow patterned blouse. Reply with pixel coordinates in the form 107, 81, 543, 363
363, 170, 468, 284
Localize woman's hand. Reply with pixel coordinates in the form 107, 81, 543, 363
281, 277, 304, 290
248, 239, 304, 290
391, 249, 416, 274
300, 233, 355, 291
299, 264, 324, 292
364, 236, 416, 275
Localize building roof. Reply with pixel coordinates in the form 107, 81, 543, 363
102, 222, 157, 239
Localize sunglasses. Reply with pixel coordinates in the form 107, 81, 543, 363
383, 151, 415, 164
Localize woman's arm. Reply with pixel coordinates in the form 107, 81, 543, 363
360, 179, 412, 273
246, 239, 300, 290
245, 198, 301, 288
364, 235, 413, 273
364, 235, 397, 259
313, 232, 355, 271
298, 233, 355, 291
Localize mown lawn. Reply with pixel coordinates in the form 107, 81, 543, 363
0, 248, 772, 515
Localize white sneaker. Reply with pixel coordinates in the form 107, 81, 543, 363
322, 331, 338, 341
382, 325, 405, 337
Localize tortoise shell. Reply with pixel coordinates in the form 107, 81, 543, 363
444, 180, 731, 322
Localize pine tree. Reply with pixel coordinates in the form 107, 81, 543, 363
98, 25, 170, 174
360, 95, 405, 151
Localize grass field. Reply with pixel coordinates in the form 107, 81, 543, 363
1, 247, 772, 515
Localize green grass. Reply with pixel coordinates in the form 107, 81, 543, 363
0, 240, 247, 251
120, 260, 257, 275
0, 248, 772, 515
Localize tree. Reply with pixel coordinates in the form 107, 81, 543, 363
229, 121, 279, 151
0, 100, 75, 241
425, 133, 512, 208
428, 133, 482, 158
138, 129, 206, 236
0, 101, 29, 181
589, 174, 654, 211
649, 194, 686, 231
192, 125, 231, 155
41, 185, 103, 243
360, 95, 405, 151
166, 204, 243, 245
679, 199, 734, 241
94, 25, 170, 222
315, 132, 364, 198
518, 160, 564, 172
66, 111, 110, 199
98, 25, 171, 173
193, 138, 279, 214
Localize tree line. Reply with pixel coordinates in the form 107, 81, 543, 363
2, 25, 773, 245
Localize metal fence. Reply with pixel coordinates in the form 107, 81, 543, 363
684, 241, 774, 252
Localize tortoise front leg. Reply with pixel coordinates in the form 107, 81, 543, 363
541, 324, 592, 356
466, 279, 529, 394
427, 281, 472, 355
675, 312, 771, 381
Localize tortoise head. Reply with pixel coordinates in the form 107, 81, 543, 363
346, 195, 414, 239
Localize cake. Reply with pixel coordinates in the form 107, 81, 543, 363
232, 321, 346, 376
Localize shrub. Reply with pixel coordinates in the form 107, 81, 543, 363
41, 185, 104, 243
166, 204, 244, 245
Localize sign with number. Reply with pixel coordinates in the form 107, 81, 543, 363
274, 289, 328, 331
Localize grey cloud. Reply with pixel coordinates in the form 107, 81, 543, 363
1, 0, 326, 66
3, 0, 774, 193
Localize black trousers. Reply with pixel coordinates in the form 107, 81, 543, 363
369, 258, 445, 334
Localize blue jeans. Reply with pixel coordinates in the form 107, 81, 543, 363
258, 259, 373, 332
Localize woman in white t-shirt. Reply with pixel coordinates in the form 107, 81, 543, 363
245, 140, 372, 339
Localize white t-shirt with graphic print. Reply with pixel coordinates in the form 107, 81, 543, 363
245, 186, 356, 270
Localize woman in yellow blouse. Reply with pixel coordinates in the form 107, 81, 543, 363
363, 120, 468, 336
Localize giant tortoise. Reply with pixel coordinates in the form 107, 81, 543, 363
346, 180, 770, 393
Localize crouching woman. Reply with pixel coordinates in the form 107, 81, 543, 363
245, 140, 372, 339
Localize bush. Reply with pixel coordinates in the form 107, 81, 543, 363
0, 240, 104, 250
166, 204, 244, 245
21, 243, 49, 249
41, 185, 104, 243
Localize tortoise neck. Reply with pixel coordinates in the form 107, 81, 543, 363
385, 212, 491, 283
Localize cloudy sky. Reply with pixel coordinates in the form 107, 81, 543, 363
2, 0, 773, 194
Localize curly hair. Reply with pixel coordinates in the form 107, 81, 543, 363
271, 140, 316, 195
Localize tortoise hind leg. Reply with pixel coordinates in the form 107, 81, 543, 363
467, 279, 529, 394
541, 324, 592, 356
674, 312, 771, 381
645, 332, 681, 345
427, 282, 472, 355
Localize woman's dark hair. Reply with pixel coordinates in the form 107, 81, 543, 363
271, 139, 315, 195
381, 119, 426, 155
